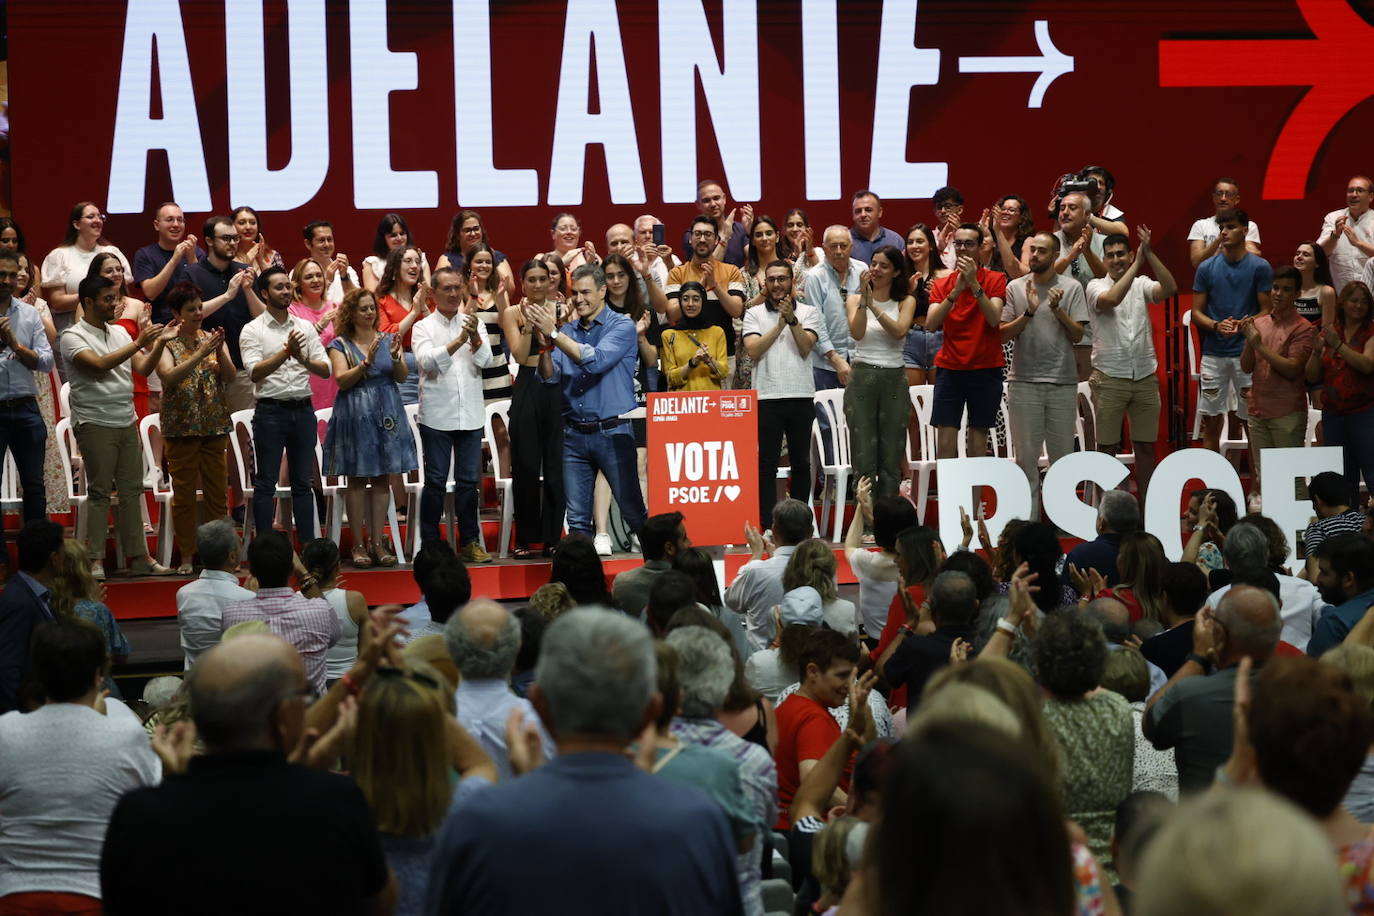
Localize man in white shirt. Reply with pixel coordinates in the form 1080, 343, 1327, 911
444, 599, 554, 779
175, 520, 253, 667
1187, 178, 1262, 268
743, 262, 819, 530
302, 220, 358, 304
1205, 521, 1327, 652
1318, 175, 1374, 292
59, 275, 173, 579
412, 267, 494, 563
725, 498, 814, 652
238, 267, 330, 541
1000, 233, 1090, 519
1086, 227, 1178, 502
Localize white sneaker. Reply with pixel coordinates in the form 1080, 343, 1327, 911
594, 533, 613, 557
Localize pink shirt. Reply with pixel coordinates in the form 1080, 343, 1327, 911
222, 588, 340, 694
288, 300, 339, 409
1246, 311, 1315, 419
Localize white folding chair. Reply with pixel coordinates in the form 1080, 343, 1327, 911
483, 399, 515, 557
229, 408, 316, 539
0, 452, 23, 524
812, 389, 851, 542
1182, 309, 1204, 441
906, 385, 938, 523
1306, 406, 1322, 446
312, 408, 347, 545
137, 413, 176, 566
53, 416, 88, 554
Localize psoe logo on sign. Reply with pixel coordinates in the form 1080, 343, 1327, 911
719, 393, 754, 416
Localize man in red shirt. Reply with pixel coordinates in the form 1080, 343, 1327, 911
772, 629, 861, 828
923, 224, 1009, 459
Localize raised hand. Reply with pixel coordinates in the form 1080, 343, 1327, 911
0, 316, 13, 348
1239, 316, 1260, 343
199, 327, 225, 356
1136, 225, 1152, 250
1047, 287, 1065, 311
743, 520, 766, 558
152, 720, 199, 775
412, 282, 431, 316
136, 322, 164, 348
157, 318, 181, 343
636, 312, 652, 337
583, 241, 600, 264
949, 638, 972, 665
859, 269, 873, 292
700, 260, 717, 291
505, 706, 547, 776
526, 302, 556, 336
388, 333, 403, 362
286, 329, 307, 359
739, 203, 754, 232
777, 297, 795, 322
959, 504, 973, 547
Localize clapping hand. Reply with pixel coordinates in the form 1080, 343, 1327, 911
157, 318, 181, 344
1136, 225, 1153, 252
285, 329, 307, 361
743, 520, 771, 559
1006, 562, 1040, 627
1321, 324, 1342, 349
526, 302, 556, 336
136, 322, 165, 348
1216, 317, 1239, 336
1239, 316, 1260, 344
949, 638, 972, 665
777, 297, 795, 323
388, 333, 403, 363
846, 670, 877, 740
959, 505, 974, 549
701, 259, 717, 292
198, 327, 225, 357
582, 241, 600, 265
692, 344, 712, 367
0, 316, 13, 349
152, 720, 199, 774
362, 334, 382, 367
1047, 287, 1065, 311
856, 476, 874, 523
506, 707, 547, 776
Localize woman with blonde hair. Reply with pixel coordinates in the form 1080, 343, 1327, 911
1105, 531, 1168, 624
923, 657, 1061, 779
1321, 643, 1374, 823
322, 288, 417, 567
287, 257, 339, 408
352, 660, 497, 916
50, 540, 129, 697
783, 538, 857, 635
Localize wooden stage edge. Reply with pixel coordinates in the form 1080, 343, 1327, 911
101, 547, 867, 622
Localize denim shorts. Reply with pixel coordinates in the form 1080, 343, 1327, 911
902, 328, 944, 370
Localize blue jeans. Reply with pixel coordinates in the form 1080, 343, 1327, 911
251, 400, 317, 540
564, 420, 647, 536
419, 424, 482, 546
1323, 405, 1374, 504
0, 398, 47, 538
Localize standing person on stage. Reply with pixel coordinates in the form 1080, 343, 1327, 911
0, 251, 52, 560
844, 246, 916, 502
1087, 227, 1176, 502
323, 289, 418, 568
412, 267, 495, 564
682, 179, 751, 268
987, 195, 1033, 279
59, 276, 172, 579
902, 224, 951, 385
1318, 175, 1374, 293
436, 209, 516, 298
529, 264, 648, 540
547, 212, 599, 273
661, 282, 728, 391
668, 216, 747, 384
464, 243, 514, 405
230, 206, 283, 273
848, 190, 904, 265
301, 219, 357, 304
1293, 241, 1336, 327
1188, 178, 1262, 268
744, 262, 818, 531
361, 212, 428, 294
186, 214, 266, 414
132, 201, 202, 325
287, 258, 339, 409
239, 267, 331, 543
502, 260, 566, 559
375, 245, 430, 407
1240, 266, 1316, 477
803, 227, 864, 393
156, 283, 235, 574
40, 201, 131, 336
1306, 282, 1374, 502
1192, 209, 1273, 454
924, 223, 1009, 460
1001, 232, 1089, 519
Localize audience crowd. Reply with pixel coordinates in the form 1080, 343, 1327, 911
0, 170, 1373, 914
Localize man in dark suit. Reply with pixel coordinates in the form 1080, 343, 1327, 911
0, 519, 63, 712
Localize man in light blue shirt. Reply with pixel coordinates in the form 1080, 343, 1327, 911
0, 250, 55, 548
848, 190, 905, 264
532, 263, 647, 537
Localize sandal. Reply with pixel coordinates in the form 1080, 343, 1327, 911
512, 545, 539, 560
351, 545, 373, 569
371, 541, 398, 567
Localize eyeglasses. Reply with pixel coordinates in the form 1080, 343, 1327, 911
374, 666, 441, 690
952, 240, 980, 249
214, 235, 239, 243
1213, 189, 1239, 199
691, 230, 717, 239
84, 213, 108, 222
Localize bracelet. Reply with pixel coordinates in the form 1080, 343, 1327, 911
1185, 652, 1212, 673
898, 624, 915, 638
297, 575, 317, 591
995, 618, 1018, 637
340, 672, 364, 698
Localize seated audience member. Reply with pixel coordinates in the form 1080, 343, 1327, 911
727, 499, 816, 652
52, 541, 129, 698
667, 626, 778, 915
871, 525, 947, 669
426, 611, 744, 914
101, 634, 397, 915
1065, 489, 1140, 588
1140, 561, 1209, 677
221, 531, 338, 695
1224, 655, 1374, 906
744, 585, 824, 701
784, 538, 856, 635
1100, 530, 1169, 625
443, 599, 555, 780
0, 619, 160, 913
809, 817, 864, 915
1303, 470, 1368, 579
528, 581, 576, 622
0, 519, 63, 713
1205, 520, 1327, 652
646, 571, 701, 637
1181, 488, 1239, 575
407, 562, 472, 646
1087, 594, 1168, 698
1143, 585, 1280, 793
509, 607, 545, 698
548, 533, 613, 608
947, 551, 1010, 656
352, 659, 498, 916
869, 722, 1118, 915
878, 570, 979, 712
773, 629, 864, 828
1320, 644, 1374, 822
1034, 609, 1134, 869
1307, 532, 1374, 655
843, 489, 917, 642
612, 512, 690, 620
398, 540, 468, 641
1100, 647, 1178, 799
175, 520, 252, 668
1138, 787, 1345, 916
302, 539, 369, 687
1110, 792, 1174, 911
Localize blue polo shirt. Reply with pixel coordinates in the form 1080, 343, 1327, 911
848, 225, 905, 265
1193, 252, 1273, 357
1307, 585, 1374, 657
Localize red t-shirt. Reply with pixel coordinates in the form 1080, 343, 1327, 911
773, 692, 844, 829
873, 584, 926, 710
376, 294, 415, 349
931, 268, 1008, 371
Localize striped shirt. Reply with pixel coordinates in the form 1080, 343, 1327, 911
474, 304, 513, 402
222, 588, 340, 693
671, 716, 777, 916
1304, 508, 1366, 555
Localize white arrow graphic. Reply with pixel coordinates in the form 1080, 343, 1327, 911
957, 20, 1074, 108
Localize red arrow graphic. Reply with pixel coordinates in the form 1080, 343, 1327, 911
1158, 0, 1374, 200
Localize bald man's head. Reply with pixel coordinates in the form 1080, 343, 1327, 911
188, 634, 305, 753
605, 223, 633, 255
1087, 596, 1131, 644
444, 599, 521, 679
1214, 584, 1282, 664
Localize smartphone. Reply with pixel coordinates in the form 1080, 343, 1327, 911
652, 223, 665, 246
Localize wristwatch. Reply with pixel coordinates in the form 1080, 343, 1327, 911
1184, 652, 1213, 673
548, 328, 560, 341
786, 317, 799, 327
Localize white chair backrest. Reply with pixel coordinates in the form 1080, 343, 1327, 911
908, 385, 937, 459
53, 417, 83, 500
59, 381, 71, 421
813, 389, 850, 466
1180, 308, 1201, 377
0, 451, 19, 503
228, 408, 256, 486
136, 413, 168, 493
484, 399, 513, 481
